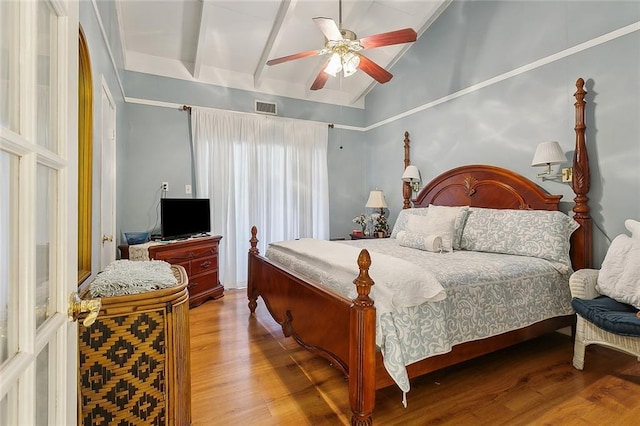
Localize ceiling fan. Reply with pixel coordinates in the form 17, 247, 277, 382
266, 0, 417, 91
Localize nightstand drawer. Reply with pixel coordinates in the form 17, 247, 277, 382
156, 245, 217, 263
191, 255, 218, 275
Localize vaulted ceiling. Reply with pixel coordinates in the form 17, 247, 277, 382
116, 0, 450, 107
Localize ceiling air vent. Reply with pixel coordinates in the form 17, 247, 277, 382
255, 100, 277, 115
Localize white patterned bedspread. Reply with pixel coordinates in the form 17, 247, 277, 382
265, 238, 573, 394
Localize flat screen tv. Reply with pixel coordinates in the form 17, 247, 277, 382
161, 198, 211, 240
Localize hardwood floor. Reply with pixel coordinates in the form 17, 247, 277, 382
189, 289, 640, 425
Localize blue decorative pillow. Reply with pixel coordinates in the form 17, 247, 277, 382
460, 207, 579, 272
572, 296, 640, 337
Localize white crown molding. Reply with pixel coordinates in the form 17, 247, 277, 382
363, 20, 640, 132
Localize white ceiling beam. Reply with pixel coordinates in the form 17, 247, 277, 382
253, 0, 294, 89
192, 0, 212, 79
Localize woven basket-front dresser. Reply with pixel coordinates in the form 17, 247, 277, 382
78, 265, 191, 426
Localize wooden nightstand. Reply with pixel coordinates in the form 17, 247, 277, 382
349, 233, 389, 240
120, 236, 223, 308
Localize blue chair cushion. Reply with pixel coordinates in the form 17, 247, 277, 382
572, 296, 640, 337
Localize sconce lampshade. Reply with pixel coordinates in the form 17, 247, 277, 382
401, 165, 421, 182
531, 141, 567, 166
365, 189, 388, 209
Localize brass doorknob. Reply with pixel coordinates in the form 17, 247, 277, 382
102, 235, 113, 242
68, 293, 101, 327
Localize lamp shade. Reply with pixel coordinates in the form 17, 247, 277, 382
401, 165, 421, 182
531, 141, 567, 166
365, 189, 388, 209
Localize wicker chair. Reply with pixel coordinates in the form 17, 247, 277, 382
569, 269, 640, 370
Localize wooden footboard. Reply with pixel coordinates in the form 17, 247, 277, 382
248, 227, 358, 377
248, 227, 377, 425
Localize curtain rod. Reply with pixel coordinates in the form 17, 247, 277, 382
182, 104, 334, 128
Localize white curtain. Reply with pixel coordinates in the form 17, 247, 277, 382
191, 108, 329, 288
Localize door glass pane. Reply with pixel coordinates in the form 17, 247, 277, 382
0, 1, 19, 132
35, 343, 50, 426
35, 164, 56, 329
0, 151, 19, 365
36, 0, 58, 152
0, 387, 17, 425
0, 393, 6, 425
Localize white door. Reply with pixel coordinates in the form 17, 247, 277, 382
100, 76, 116, 269
0, 1, 79, 424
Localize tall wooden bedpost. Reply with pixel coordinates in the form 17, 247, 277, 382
349, 250, 376, 426
248, 226, 259, 313
402, 131, 412, 209
571, 78, 593, 270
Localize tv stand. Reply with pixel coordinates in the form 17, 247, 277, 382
120, 235, 223, 308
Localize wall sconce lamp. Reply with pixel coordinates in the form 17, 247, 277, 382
401, 165, 421, 193
531, 141, 572, 182
365, 189, 388, 217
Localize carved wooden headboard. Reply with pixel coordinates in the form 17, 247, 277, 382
413, 164, 562, 211
401, 78, 592, 270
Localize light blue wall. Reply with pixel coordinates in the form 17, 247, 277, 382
79, 1, 127, 275
83, 0, 639, 268
120, 71, 367, 241
364, 1, 640, 266
124, 71, 365, 127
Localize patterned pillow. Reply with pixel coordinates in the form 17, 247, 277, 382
390, 207, 429, 238
397, 231, 443, 252
460, 207, 579, 272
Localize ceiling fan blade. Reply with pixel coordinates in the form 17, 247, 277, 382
310, 68, 330, 91
313, 17, 343, 41
357, 55, 393, 84
359, 28, 417, 49
266, 49, 322, 66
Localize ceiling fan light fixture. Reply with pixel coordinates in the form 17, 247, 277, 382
324, 52, 343, 77
342, 52, 360, 77
266, 2, 417, 91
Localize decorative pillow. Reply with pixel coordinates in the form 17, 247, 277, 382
390, 207, 429, 238
397, 231, 443, 252
459, 207, 579, 271
626, 219, 640, 240
596, 219, 640, 309
404, 209, 456, 252
427, 205, 469, 250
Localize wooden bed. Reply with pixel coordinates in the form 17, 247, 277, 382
247, 78, 592, 425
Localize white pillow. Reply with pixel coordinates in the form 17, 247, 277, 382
406, 208, 455, 252
397, 231, 443, 252
427, 205, 469, 250
596, 219, 640, 309
391, 205, 469, 250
